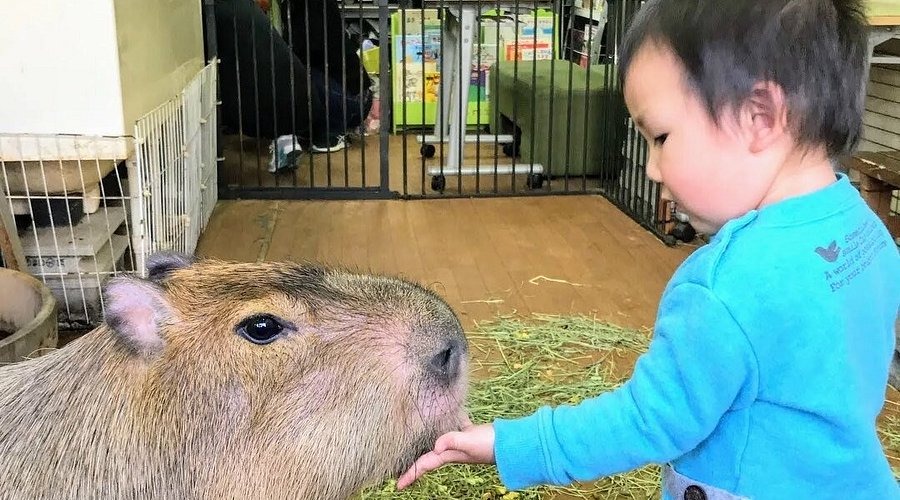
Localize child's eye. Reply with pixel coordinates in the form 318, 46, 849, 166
653, 133, 668, 146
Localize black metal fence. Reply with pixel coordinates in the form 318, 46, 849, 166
201, 0, 676, 242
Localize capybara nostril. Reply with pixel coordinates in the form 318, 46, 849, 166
427, 338, 463, 383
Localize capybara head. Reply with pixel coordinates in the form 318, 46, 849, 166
0, 253, 469, 499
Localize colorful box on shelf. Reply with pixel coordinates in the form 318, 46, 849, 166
390, 8, 557, 133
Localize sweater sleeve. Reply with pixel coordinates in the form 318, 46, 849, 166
493, 282, 758, 490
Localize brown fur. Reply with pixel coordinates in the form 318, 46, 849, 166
0, 255, 468, 499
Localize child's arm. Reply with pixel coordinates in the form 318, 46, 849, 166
493, 282, 758, 490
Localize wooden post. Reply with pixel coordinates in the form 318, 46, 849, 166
0, 188, 26, 272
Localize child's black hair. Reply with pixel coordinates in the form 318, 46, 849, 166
619, 0, 869, 156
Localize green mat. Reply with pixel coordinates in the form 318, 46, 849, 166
489, 60, 629, 180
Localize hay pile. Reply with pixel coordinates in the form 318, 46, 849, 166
360, 313, 900, 499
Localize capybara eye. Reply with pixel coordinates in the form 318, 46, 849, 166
237, 314, 284, 345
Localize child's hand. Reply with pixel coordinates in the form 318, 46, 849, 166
396, 423, 496, 490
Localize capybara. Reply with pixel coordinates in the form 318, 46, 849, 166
0, 252, 469, 499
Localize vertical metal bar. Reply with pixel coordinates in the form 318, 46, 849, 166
250, 17, 262, 185
87, 148, 117, 317
49, 138, 87, 322
599, 17, 612, 190
285, 0, 300, 188
528, 2, 539, 191
639, 137, 649, 220
129, 137, 146, 276
580, 0, 595, 192
359, 0, 367, 188
456, 0, 465, 195
270, 9, 280, 188
475, 0, 483, 194
420, 2, 427, 196
612, 0, 624, 200
628, 109, 640, 211
232, 16, 245, 187
304, 0, 316, 187
378, 0, 391, 193
546, 0, 559, 192
202, 0, 225, 200
492, 0, 500, 194
438, 1, 446, 186
340, 0, 350, 187
511, 0, 520, 193
323, 0, 333, 187
164, 102, 175, 252
285, 1, 300, 187
563, 9, 575, 193
402, 7, 410, 194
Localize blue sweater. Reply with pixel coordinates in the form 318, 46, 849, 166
494, 174, 900, 498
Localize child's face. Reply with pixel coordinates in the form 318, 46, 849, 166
624, 42, 779, 235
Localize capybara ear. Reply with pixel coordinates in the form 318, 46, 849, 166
103, 276, 172, 358
146, 251, 196, 283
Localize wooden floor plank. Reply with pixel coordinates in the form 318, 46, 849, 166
197, 195, 694, 331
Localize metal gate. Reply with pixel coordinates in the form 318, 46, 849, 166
201, 0, 673, 242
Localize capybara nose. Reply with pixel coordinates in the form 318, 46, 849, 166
426, 338, 463, 383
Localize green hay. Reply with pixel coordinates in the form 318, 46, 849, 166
360, 314, 660, 500
360, 313, 900, 498
877, 413, 900, 480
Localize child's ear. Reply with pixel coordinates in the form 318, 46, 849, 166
103, 277, 174, 359
742, 81, 788, 154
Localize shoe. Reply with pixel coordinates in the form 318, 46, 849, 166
310, 135, 347, 154
268, 135, 302, 173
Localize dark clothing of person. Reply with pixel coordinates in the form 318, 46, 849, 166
212, 0, 372, 144
279, 0, 372, 95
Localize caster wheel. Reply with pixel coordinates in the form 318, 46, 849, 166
431, 175, 446, 192
526, 173, 544, 189
671, 221, 696, 243
420, 144, 436, 158
502, 142, 518, 157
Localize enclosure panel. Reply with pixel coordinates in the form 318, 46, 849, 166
1, 135, 135, 328
0, 63, 219, 328
203, 0, 671, 242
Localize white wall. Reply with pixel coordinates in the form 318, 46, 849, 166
0, 0, 205, 161
0, 0, 126, 137
113, 0, 205, 132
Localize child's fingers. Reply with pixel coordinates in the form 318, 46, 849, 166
434, 431, 464, 454
396, 449, 470, 490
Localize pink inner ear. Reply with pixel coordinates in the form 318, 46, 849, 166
105, 278, 167, 355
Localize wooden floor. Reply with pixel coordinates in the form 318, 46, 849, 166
196, 194, 693, 330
